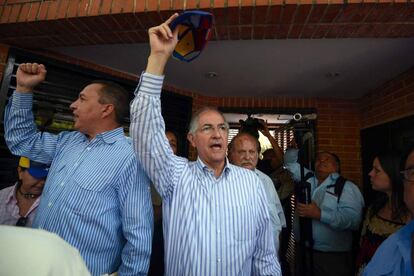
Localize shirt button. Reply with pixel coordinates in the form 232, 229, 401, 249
48, 202, 52, 207
217, 229, 221, 234
217, 258, 221, 263
60, 182, 64, 186
86, 147, 91, 151
74, 162, 78, 167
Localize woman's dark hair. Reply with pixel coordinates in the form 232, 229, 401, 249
370, 151, 409, 222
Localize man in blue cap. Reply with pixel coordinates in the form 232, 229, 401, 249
0, 157, 49, 227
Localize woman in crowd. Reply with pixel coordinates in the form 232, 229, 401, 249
363, 146, 414, 275
356, 151, 411, 275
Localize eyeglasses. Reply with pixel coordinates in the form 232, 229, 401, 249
16, 217, 28, 227
400, 168, 414, 182
198, 124, 229, 135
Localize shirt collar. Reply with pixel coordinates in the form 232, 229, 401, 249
196, 157, 231, 177
94, 127, 125, 144
318, 172, 340, 186
6, 183, 19, 205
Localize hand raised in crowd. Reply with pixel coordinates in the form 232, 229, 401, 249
297, 201, 321, 220
258, 120, 272, 138
16, 63, 47, 93
146, 13, 179, 76
287, 138, 298, 149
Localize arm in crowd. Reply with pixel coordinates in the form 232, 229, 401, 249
130, 14, 185, 200
257, 170, 284, 252
118, 156, 153, 275
4, 63, 59, 164
282, 147, 313, 182
259, 121, 284, 168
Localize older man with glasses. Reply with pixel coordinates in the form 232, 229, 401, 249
0, 157, 49, 227
363, 145, 414, 276
130, 14, 280, 275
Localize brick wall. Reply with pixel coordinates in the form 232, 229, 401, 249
171, 68, 414, 186
183, 94, 363, 185
360, 68, 414, 129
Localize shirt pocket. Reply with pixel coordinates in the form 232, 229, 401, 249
66, 172, 116, 216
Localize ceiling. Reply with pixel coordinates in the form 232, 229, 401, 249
1, 2, 413, 99
51, 37, 414, 99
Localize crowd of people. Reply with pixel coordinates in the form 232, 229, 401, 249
0, 14, 413, 276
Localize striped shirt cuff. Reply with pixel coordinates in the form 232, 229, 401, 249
136, 72, 164, 96
11, 91, 33, 109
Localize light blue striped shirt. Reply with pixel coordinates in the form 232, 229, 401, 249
130, 72, 281, 276
4, 92, 153, 276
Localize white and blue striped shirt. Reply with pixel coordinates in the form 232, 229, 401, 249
130, 72, 281, 276
4, 92, 153, 276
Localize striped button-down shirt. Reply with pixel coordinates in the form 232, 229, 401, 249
4, 92, 153, 276
130, 72, 281, 276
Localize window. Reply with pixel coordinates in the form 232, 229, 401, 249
224, 112, 309, 156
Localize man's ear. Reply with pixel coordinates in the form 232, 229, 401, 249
187, 133, 196, 148
17, 167, 23, 180
101, 104, 115, 119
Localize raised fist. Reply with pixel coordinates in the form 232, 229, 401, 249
16, 63, 47, 93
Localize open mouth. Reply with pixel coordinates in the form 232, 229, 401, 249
210, 143, 222, 150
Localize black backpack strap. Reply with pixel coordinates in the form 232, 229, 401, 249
326, 176, 347, 203
304, 172, 314, 181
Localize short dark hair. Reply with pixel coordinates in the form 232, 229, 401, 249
91, 80, 129, 125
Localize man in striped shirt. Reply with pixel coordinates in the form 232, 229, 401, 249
130, 14, 281, 275
4, 63, 153, 275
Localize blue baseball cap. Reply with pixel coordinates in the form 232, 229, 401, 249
19, 157, 49, 179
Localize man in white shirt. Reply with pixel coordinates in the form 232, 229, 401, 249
228, 132, 286, 252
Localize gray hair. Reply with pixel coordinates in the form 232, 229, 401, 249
188, 106, 229, 135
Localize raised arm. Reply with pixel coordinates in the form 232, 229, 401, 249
4, 63, 59, 164
130, 14, 183, 199
259, 121, 283, 168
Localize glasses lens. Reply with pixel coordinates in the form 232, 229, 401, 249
16, 217, 27, 227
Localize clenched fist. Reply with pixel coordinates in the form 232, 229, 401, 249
16, 63, 47, 93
